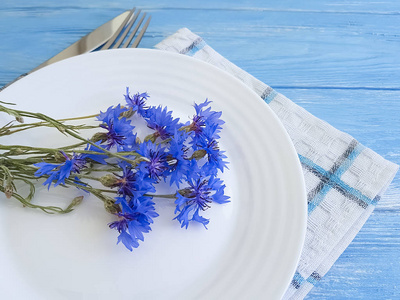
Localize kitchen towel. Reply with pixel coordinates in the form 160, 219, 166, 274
155, 28, 399, 299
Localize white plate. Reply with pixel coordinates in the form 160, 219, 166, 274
0, 49, 306, 299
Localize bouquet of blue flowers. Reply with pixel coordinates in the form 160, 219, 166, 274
0, 88, 229, 251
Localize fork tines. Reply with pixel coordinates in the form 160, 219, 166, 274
100, 7, 151, 50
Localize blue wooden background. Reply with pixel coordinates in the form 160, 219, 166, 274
1, 1, 399, 299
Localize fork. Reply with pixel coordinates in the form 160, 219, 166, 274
0, 8, 151, 92
99, 7, 151, 51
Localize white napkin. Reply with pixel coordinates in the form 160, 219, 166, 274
155, 28, 399, 299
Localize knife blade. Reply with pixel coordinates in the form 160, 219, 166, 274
1, 10, 130, 91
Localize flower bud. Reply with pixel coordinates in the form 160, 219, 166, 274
104, 198, 120, 215
71, 196, 84, 206
65, 196, 84, 212
99, 174, 118, 187
15, 116, 24, 123
5, 185, 13, 199
190, 149, 207, 160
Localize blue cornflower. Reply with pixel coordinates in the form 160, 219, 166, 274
109, 197, 158, 251
189, 99, 225, 140
97, 104, 127, 124
112, 162, 156, 199
145, 105, 180, 140
34, 152, 87, 188
197, 137, 228, 175
174, 173, 230, 229
136, 141, 168, 181
98, 106, 135, 150
124, 87, 149, 117
167, 130, 190, 187
201, 122, 222, 141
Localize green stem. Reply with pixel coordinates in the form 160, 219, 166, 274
63, 127, 146, 165
0, 144, 61, 154
0, 184, 73, 214
82, 167, 120, 173
145, 193, 177, 199
3, 157, 48, 164
57, 113, 99, 122
97, 188, 118, 194
1, 105, 148, 166
77, 174, 101, 181
5, 124, 97, 136
0, 144, 141, 159
59, 141, 87, 150
0, 142, 87, 158
3, 113, 99, 130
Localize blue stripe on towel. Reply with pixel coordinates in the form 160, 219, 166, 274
299, 142, 376, 214
305, 142, 363, 213
264, 90, 278, 104
307, 272, 322, 286
292, 272, 305, 289
186, 40, 206, 56
292, 271, 322, 289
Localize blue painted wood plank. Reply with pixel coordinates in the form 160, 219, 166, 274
0, 1, 399, 299
3, 0, 400, 12
306, 211, 400, 299
2, 7, 400, 89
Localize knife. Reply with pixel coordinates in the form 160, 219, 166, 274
0, 10, 130, 91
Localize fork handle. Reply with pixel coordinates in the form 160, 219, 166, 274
0, 73, 29, 92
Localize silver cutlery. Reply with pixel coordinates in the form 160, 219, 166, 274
1, 7, 151, 92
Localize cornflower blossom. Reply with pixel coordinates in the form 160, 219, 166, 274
174, 173, 230, 229
124, 87, 149, 117
196, 136, 228, 175
186, 101, 228, 175
97, 104, 135, 150
112, 162, 155, 200
167, 130, 190, 187
189, 117, 228, 175
189, 99, 225, 143
34, 152, 87, 188
97, 104, 127, 124
109, 197, 158, 251
145, 105, 180, 140
136, 141, 168, 181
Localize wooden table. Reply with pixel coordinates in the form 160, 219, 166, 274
1, 1, 399, 298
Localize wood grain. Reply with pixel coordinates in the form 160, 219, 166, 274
1, 1, 399, 298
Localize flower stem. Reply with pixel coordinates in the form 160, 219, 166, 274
57, 113, 99, 122
144, 193, 177, 199
1, 105, 148, 166
77, 174, 101, 181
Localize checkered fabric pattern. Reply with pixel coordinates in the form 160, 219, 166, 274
155, 28, 399, 299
